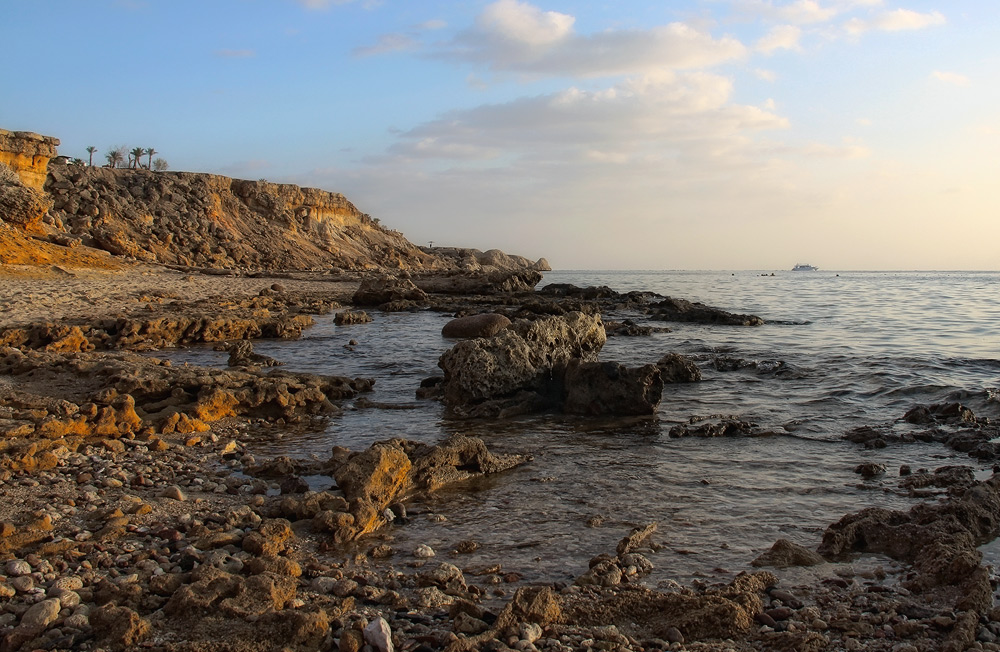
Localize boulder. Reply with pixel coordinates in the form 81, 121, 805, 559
441, 313, 511, 339
0, 163, 53, 233
352, 276, 427, 306
562, 360, 663, 416
656, 353, 702, 383
751, 538, 826, 568
438, 312, 606, 410
650, 296, 763, 326
334, 310, 373, 325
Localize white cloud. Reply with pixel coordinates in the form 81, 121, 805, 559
478, 0, 575, 46
385, 72, 788, 164
734, 0, 838, 25
295, 0, 354, 9
856, 117, 872, 126
844, 9, 945, 35
353, 33, 419, 57
930, 70, 970, 87
440, 2, 747, 78
754, 68, 778, 82
755, 25, 802, 53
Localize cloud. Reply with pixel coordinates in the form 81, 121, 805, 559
733, 0, 838, 25
295, 0, 353, 8
353, 33, 419, 57
438, 1, 747, 78
215, 49, 255, 58
384, 72, 788, 164
416, 19, 448, 31
844, 9, 945, 35
930, 70, 970, 87
755, 25, 802, 53
754, 68, 778, 82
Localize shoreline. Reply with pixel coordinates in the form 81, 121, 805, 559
1, 266, 999, 652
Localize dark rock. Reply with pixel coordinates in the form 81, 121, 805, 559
334, 310, 372, 325
650, 296, 763, 326
656, 353, 702, 383
854, 462, 886, 479
751, 538, 826, 568
562, 360, 663, 416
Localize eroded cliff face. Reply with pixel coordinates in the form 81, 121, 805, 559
42, 165, 451, 271
0, 129, 59, 192
1, 127, 548, 274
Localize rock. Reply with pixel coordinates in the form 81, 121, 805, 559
363, 617, 394, 652
414, 544, 436, 558
751, 538, 826, 568
650, 296, 764, 326
616, 523, 658, 556
438, 311, 606, 413
656, 353, 702, 383
19, 597, 61, 629
441, 313, 512, 339
161, 485, 186, 501
335, 310, 373, 325
855, 462, 886, 479
227, 340, 282, 367
562, 360, 663, 416
6, 559, 31, 577
90, 604, 151, 648
353, 276, 427, 306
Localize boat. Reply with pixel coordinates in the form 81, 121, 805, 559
792, 263, 818, 271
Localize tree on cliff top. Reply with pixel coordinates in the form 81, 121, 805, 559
146, 148, 157, 169
105, 146, 125, 168
85, 146, 97, 166
152, 158, 168, 172
129, 147, 146, 169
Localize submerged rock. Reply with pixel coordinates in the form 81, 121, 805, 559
650, 296, 764, 326
441, 313, 511, 339
562, 360, 663, 416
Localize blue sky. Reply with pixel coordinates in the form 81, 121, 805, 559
4, 0, 998, 270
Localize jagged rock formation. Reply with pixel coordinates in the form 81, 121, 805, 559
42, 165, 446, 271
0, 129, 59, 191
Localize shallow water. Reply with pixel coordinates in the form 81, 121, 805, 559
165, 270, 1000, 584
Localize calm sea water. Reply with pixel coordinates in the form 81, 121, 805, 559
172, 270, 1000, 584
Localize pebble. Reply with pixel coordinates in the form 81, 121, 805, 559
6, 560, 32, 577
413, 544, 436, 558
363, 616, 394, 652
161, 485, 187, 501
19, 597, 61, 629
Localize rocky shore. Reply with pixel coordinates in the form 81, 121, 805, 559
3, 129, 1000, 651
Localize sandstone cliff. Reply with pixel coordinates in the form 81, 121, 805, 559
0, 126, 549, 274
0, 128, 59, 192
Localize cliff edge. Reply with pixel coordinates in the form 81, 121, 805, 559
0, 127, 549, 275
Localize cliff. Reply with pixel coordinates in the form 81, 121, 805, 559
42, 164, 450, 271
0, 126, 549, 274
0, 128, 60, 192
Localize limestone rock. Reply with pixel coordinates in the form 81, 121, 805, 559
441, 313, 512, 339
438, 312, 606, 410
353, 276, 428, 306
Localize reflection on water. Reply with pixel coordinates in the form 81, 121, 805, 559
162, 270, 1000, 583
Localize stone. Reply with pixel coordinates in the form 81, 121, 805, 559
353, 276, 427, 306
90, 604, 151, 648
334, 310, 373, 325
19, 597, 61, 629
6, 559, 31, 576
752, 538, 826, 568
441, 313, 512, 339
650, 296, 764, 326
562, 360, 663, 416
161, 485, 186, 501
438, 311, 606, 412
363, 616, 394, 652
656, 353, 702, 383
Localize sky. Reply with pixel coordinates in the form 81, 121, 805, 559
3, 0, 998, 270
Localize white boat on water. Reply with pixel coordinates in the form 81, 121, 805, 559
792, 263, 818, 271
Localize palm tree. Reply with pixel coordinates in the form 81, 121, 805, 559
130, 147, 146, 169
105, 147, 124, 168
85, 146, 97, 166
146, 148, 156, 169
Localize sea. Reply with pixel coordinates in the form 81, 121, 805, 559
170, 270, 1000, 586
